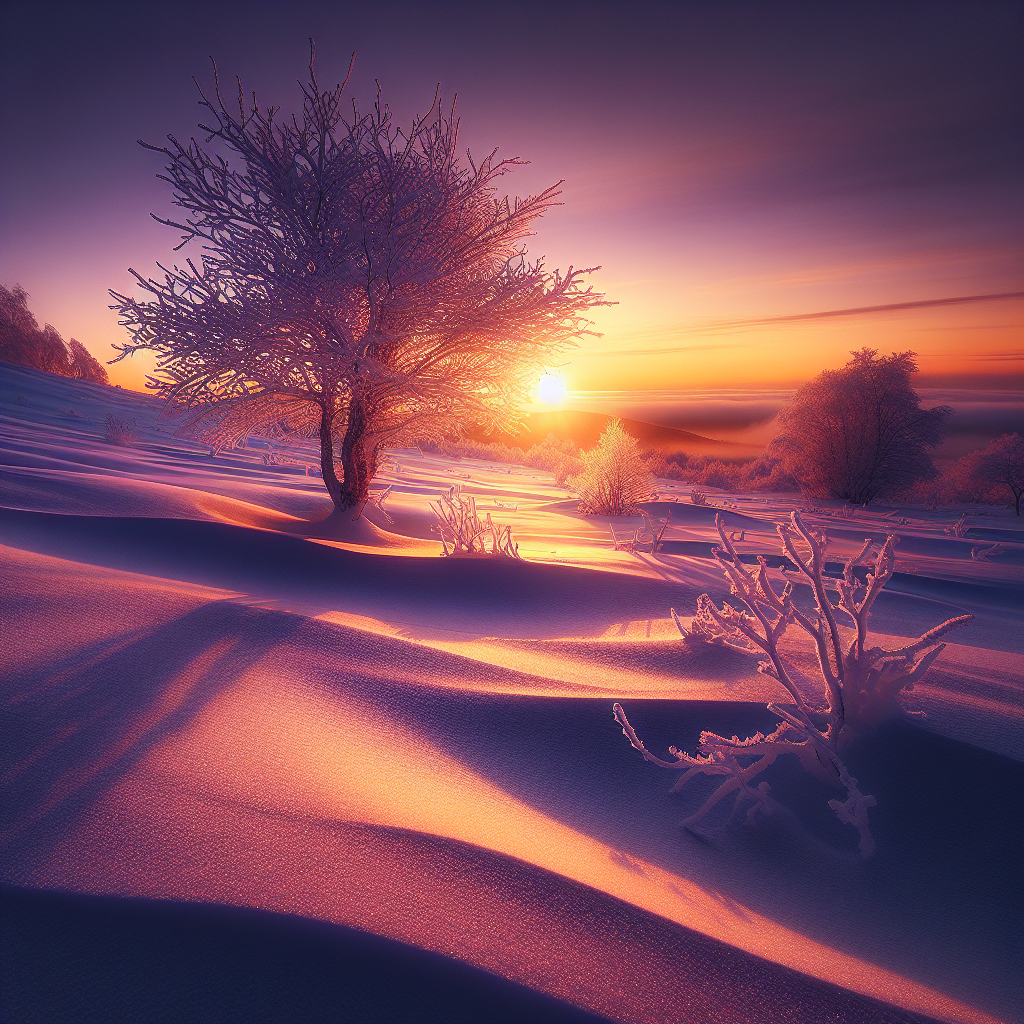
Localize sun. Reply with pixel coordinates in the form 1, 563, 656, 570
536, 372, 568, 405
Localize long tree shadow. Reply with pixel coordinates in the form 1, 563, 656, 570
1, 599, 299, 868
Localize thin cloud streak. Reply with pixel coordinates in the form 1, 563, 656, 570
581, 342, 752, 358
711, 291, 1024, 331
584, 292, 1024, 358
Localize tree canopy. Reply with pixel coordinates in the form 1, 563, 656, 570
1, 284, 108, 385
770, 349, 949, 504
959, 433, 1024, 515
109, 45, 607, 520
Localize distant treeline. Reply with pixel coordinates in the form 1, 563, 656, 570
423, 429, 1023, 511
1, 284, 108, 385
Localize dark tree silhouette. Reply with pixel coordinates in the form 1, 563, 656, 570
0, 284, 108, 384
109, 45, 606, 523
770, 349, 950, 504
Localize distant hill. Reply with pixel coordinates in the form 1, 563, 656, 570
471, 409, 763, 460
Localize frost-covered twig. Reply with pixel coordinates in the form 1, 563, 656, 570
431, 485, 520, 558
617, 511, 972, 856
368, 484, 394, 525
633, 510, 670, 553
971, 543, 1004, 562
945, 513, 969, 538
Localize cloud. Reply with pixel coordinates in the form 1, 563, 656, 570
966, 352, 1024, 363
583, 293, 1024, 358
580, 341, 752, 358
566, 389, 792, 433
713, 292, 1024, 331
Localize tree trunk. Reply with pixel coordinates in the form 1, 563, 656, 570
316, 396, 377, 521
318, 399, 345, 510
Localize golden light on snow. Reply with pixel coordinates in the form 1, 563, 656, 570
536, 372, 568, 405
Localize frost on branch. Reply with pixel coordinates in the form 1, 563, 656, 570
431, 485, 520, 558
616, 512, 972, 856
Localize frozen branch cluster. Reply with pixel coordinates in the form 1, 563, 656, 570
431, 485, 520, 558
615, 512, 972, 856
944, 513, 969, 538
610, 510, 670, 553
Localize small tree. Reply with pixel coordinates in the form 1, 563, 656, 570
770, 349, 950, 505
109, 45, 606, 524
570, 418, 653, 515
962, 433, 1024, 515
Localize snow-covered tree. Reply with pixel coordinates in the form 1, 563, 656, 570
770, 349, 950, 504
109, 45, 606, 523
1, 284, 108, 384
570, 419, 653, 514
962, 433, 1024, 515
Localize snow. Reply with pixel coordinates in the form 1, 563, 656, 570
2, 362, 1021, 1024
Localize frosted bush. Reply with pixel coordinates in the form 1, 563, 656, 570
770, 349, 949, 503
104, 413, 137, 447
431, 485, 520, 558
570, 419, 653, 515
615, 511, 972, 856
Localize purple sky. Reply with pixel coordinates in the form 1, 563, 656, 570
1, 1, 1021, 413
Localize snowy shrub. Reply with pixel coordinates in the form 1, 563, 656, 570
692, 459, 734, 491
431, 485, 520, 558
927, 434, 1024, 515
690, 489, 708, 506
614, 512, 972, 856
900, 441, 1022, 512
641, 449, 678, 479
570, 419, 654, 515
966, 433, 1024, 515
523, 433, 580, 470
551, 456, 581, 486
104, 413, 137, 447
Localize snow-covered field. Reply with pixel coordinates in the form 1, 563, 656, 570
2, 362, 1021, 1024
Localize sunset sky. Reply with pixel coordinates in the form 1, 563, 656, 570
1, 0, 1021, 439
